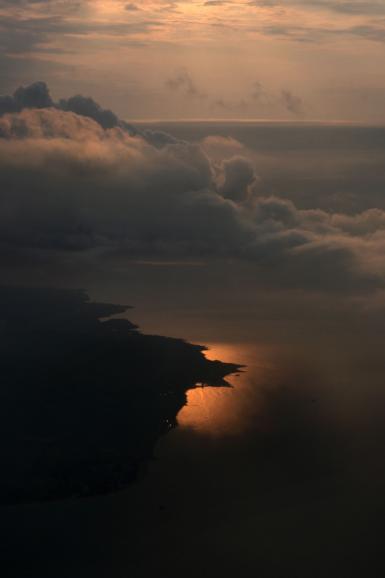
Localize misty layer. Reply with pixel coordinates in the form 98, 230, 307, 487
1, 82, 385, 291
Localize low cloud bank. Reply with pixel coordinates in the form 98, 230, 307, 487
1, 82, 385, 291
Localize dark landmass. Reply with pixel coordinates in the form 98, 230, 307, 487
0, 286, 240, 505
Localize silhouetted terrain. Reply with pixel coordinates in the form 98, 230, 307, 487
0, 286, 240, 504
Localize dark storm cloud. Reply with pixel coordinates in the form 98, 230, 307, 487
1, 82, 385, 292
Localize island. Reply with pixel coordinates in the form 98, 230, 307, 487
0, 286, 240, 504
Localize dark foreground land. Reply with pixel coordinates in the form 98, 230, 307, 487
0, 286, 239, 504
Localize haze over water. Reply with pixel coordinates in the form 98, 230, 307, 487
4, 276, 382, 578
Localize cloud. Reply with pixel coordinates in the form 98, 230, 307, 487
280, 89, 304, 115
1, 0, 384, 124
13, 80, 54, 109
0, 80, 138, 133
201, 135, 245, 159
58, 94, 121, 130
166, 69, 206, 99
218, 156, 257, 202
295, 0, 385, 16
210, 80, 305, 117
248, 0, 385, 16
1, 82, 385, 292
0, 81, 53, 115
204, 1, 230, 5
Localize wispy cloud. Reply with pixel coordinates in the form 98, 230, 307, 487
0, 0, 384, 120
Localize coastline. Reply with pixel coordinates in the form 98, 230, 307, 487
0, 286, 241, 505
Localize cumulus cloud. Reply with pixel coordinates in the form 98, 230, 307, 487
0, 81, 52, 115
0, 81, 138, 132
201, 135, 245, 161
58, 94, 121, 130
218, 156, 257, 202
1, 82, 385, 292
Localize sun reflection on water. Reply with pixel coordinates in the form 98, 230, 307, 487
177, 342, 272, 436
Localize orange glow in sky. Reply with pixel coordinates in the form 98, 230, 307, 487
1, 0, 385, 121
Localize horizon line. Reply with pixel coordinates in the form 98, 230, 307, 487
130, 118, 385, 126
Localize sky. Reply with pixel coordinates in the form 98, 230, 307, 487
2, 2, 385, 301
3, 7, 385, 573
1, 0, 385, 121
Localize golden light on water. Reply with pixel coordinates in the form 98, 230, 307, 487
177, 342, 272, 436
